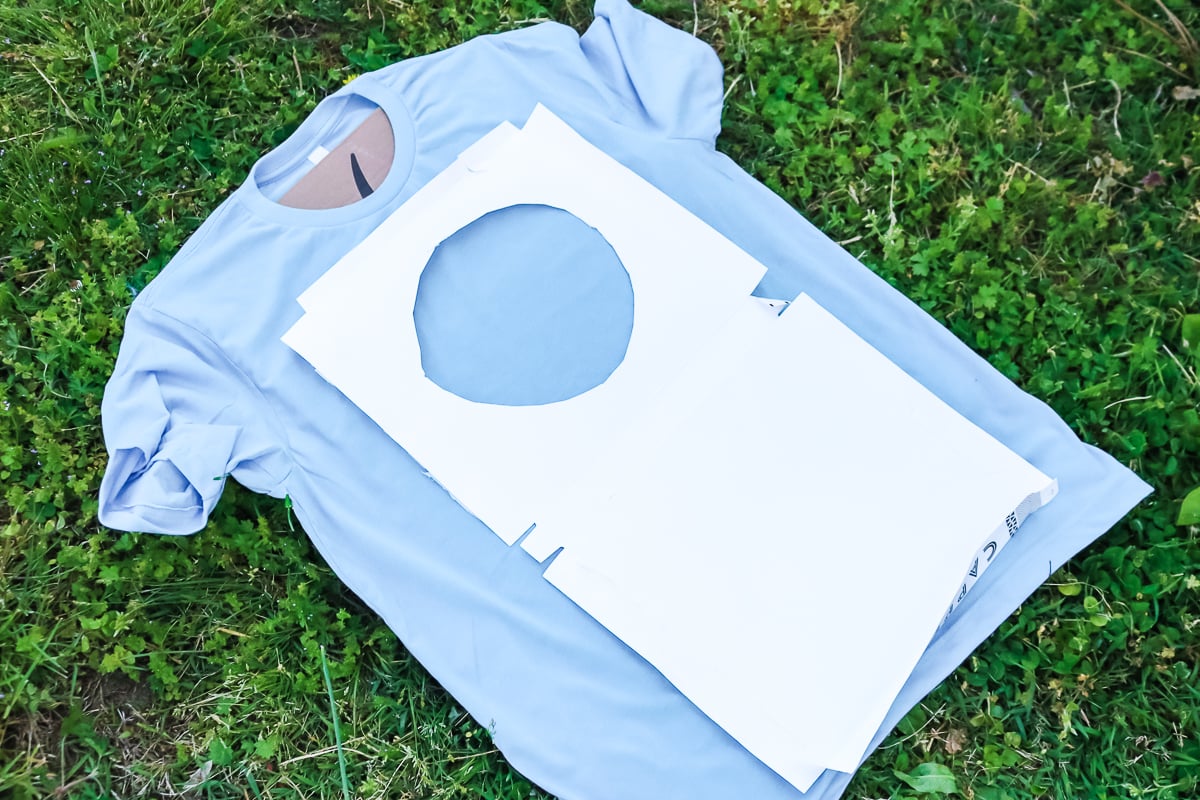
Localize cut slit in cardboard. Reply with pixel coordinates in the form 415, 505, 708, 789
283, 105, 1057, 791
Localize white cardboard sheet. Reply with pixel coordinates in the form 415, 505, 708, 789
285, 105, 768, 542
283, 107, 1056, 791
524, 294, 1055, 776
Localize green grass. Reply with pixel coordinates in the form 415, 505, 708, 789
1, 0, 1198, 797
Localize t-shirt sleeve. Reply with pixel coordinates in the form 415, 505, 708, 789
98, 302, 283, 535
580, 0, 725, 145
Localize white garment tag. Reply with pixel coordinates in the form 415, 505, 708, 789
306, 145, 331, 166
943, 481, 1060, 622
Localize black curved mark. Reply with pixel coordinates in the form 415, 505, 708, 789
350, 152, 374, 198
983, 540, 998, 562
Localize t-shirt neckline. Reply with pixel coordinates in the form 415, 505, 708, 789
236, 77, 416, 228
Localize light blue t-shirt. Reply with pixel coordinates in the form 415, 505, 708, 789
99, 1, 1150, 797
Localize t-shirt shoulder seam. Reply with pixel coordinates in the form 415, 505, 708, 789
135, 199, 235, 305
136, 303, 297, 490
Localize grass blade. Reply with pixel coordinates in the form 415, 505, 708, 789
320, 645, 352, 800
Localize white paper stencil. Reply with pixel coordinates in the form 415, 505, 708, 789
285, 105, 767, 542
525, 294, 1056, 776
283, 106, 1057, 791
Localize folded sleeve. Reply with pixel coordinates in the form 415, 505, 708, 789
98, 303, 284, 535
581, 0, 725, 145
